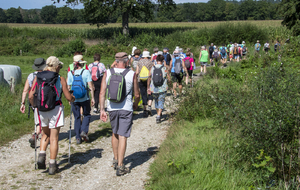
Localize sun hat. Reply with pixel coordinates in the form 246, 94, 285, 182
131, 46, 137, 55
32, 58, 46, 71
46, 56, 63, 68
157, 51, 163, 55
242, 41, 245, 44
142, 51, 151, 58
73, 55, 87, 64
115, 52, 128, 60
257, 40, 260, 43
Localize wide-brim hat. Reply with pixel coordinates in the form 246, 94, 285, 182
32, 58, 46, 71
46, 56, 63, 68
73, 55, 87, 64
142, 51, 151, 58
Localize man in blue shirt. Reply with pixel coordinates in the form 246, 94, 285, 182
67, 55, 95, 144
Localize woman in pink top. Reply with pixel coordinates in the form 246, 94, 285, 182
183, 52, 194, 86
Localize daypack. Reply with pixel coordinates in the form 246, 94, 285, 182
139, 66, 150, 82
71, 70, 87, 99
184, 58, 191, 69
221, 47, 226, 56
174, 57, 182, 74
91, 62, 101, 81
163, 53, 171, 65
213, 51, 219, 59
209, 46, 214, 53
152, 54, 158, 65
106, 68, 131, 103
242, 46, 247, 53
264, 43, 270, 49
132, 56, 141, 70
233, 47, 238, 54
32, 71, 60, 112
152, 66, 164, 87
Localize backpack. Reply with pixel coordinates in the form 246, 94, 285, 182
184, 58, 191, 69
213, 51, 219, 59
106, 68, 131, 103
152, 66, 164, 87
91, 62, 101, 81
264, 43, 270, 50
139, 66, 150, 82
132, 57, 141, 70
71, 70, 87, 99
163, 53, 171, 65
233, 47, 238, 54
174, 57, 182, 74
152, 54, 158, 65
209, 46, 214, 53
242, 46, 247, 53
221, 47, 226, 56
31, 71, 60, 111
274, 44, 278, 51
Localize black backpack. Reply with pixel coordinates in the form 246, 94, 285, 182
209, 46, 214, 53
32, 71, 60, 111
152, 66, 164, 87
184, 58, 191, 69
106, 68, 131, 103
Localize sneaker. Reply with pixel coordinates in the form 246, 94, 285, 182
80, 131, 89, 142
76, 138, 82, 144
156, 117, 161, 124
48, 162, 59, 175
93, 109, 99, 114
143, 110, 148, 118
37, 153, 46, 169
116, 165, 130, 176
112, 158, 118, 170
148, 110, 153, 116
29, 134, 37, 148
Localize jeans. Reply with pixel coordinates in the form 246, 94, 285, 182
72, 100, 91, 139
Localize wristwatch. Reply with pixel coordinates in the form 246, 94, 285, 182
21, 102, 25, 105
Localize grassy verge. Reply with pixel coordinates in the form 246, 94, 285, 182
147, 119, 256, 189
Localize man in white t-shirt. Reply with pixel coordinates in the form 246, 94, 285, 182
100, 52, 140, 176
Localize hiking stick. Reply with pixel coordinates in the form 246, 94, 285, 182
34, 123, 37, 170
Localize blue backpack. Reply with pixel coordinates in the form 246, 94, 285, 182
71, 70, 87, 99
221, 47, 226, 56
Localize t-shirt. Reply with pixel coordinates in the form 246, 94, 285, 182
67, 69, 92, 102
137, 59, 153, 82
255, 43, 261, 51
27, 71, 38, 88
200, 50, 209, 63
183, 57, 194, 71
219, 47, 227, 55
264, 43, 270, 49
88, 62, 106, 76
106, 68, 135, 112
150, 65, 168, 94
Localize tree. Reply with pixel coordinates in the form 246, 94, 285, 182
0, 8, 7, 23
6, 8, 23, 23
56, 7, 75, 23
52, 0, 174, 35
279, 0, 300, 36
40, 5, 57, 24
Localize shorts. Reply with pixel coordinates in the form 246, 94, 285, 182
200, 62, 207, 66
37, 105, 64, 129
234, 54, 239, 59
187, 70, 193, 78
221, 54, 227, 59
171, 73, 183, 84
153, 92, 166, 110
109, 110, 133, 138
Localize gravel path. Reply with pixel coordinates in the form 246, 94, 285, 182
0, 74, 201, 190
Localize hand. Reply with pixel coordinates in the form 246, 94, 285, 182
71, 95, 75, 102
91, 98, 95, 107
133, 103, 138, 111
100, 110, 107, 122
147, 89, 151, 95
20, 104, 25, 113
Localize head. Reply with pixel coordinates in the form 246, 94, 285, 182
115, 52, 129, 68
201, 46, 205, 50
222, 44, 225, 47
94, 53, 101, 62
32, 58, 46, 71
142, 51, 151, 59
153, 47, 159, 53
73, 55, 87, 69
44, 56, 63, 73
156, 55, 165, 64
186, 52, 191, 57
74, 51, 82, 56
173, 50, 180, 56
257, 40, 260, 43
143, 48, 148, 51
134, 49, 141, 56
163, 47, 169, 53
186, 48, 191, 53
157, 51, 163, 56
266, 41, 269, 43
211, 43, 213, 46
242, 41, 245, 44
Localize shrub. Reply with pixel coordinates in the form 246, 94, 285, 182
55, 38, 86, 57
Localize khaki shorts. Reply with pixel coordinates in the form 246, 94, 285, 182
37, 105, 64, 129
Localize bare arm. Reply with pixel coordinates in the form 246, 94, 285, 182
199, 52, 202, 63
20, 79, 30, 113
147, 69, 152, 93
29, 78, 37, 106
100, 72, 107, 121
133, 73, 140, 110
87, 81, 95, 106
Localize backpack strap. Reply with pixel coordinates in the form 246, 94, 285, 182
121, 68, 131, 77
110, 68, 115, 75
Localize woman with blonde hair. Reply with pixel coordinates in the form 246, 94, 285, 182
29, 56, 75, 175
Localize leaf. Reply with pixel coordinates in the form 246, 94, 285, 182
267, 166, 276, 173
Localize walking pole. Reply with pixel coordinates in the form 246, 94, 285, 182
69, 90, 73, 164
34, 123, 37, 170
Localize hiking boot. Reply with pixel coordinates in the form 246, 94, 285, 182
148, 110, 153, 116
76, 138, 82, 144
48, 162, 59, 175
29, 134, 37, 148
112, 158, 118, 170
116, 165, 130, 176
143, 110, 148, 118
80, 131, 89, 142
156, 117, 161, 124
37, 153, 46, 169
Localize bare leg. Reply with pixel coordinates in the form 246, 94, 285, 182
172, 82, 177, 97
40, 127, 50, 151
179, 84, 183, 95
49, 127, 60, 160
112, 133, 119, 160
204, 66, 207, 74
157, 108, 162, 116
117, 135, 127, 166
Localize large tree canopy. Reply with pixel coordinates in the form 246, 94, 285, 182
52, 0, 174, 35
279, 0, 300, 36
0, 8, 7, 23
40, 5, 58, 24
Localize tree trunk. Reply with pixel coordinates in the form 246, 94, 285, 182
122, 11, 129, 36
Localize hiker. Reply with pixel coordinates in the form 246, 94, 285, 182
20, 58, 46, 148
186, 48, 196, 76
130, 48, 142, 71
29, 56, 75, 175
212, 47, 219, 66
242, 43, 248, 59
88, 53, 106, 114
136, 51, 154, 117
67, 51, 89, 72
171, 50, 188, 98
255, 40, 261, 53
227, 42, 232, 59
128, 46, 137, 62
208, 43, 214, 64
183, 52, 194, 86
263, 41, 270, 53
151, 47, 159, 64
219, 44, 227, 66
162, 47, 172, 80
147, 55, 168, 123
67, 55, 95, 144
199, 46, 208, 75
233, 43, 240, 62
99, 52, 140, 176
274, 40, 280, 52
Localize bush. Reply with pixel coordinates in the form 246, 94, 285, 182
55, 38, 86, 57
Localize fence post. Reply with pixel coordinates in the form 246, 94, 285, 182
10, 76, 15, 93
85, 49, 87, 55
20, 50, 22, 56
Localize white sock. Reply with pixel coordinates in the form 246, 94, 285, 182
40, 151, 46, 154
49, 159, 56, 164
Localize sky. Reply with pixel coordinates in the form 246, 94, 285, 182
1, 0, 209, 10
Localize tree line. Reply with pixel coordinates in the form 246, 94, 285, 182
0, 0, 281, 24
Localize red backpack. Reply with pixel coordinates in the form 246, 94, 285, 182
91, 62, 100, 81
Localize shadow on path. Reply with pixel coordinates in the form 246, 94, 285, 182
124, 147, 159, 170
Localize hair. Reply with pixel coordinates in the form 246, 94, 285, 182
201, 46, 205, 50
74, 51, 82, 56
144, 48, 148, 51
186, 52, 191, 57
94, 53, 101, 61
222, 44, 225, 46
134, 49, 141, 56
153, 47, 159, 52
186, 48, 191, 52
116, 58, 129, 64
156, 55, 165, 63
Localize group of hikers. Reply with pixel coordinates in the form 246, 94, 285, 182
19, 40, 280, 176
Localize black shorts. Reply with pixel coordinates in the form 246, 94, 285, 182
171, 73, 183, 84
187, 70, 193, 78
209, 53, 213, 59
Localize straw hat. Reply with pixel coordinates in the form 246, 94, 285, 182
46, 56, 63, 68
